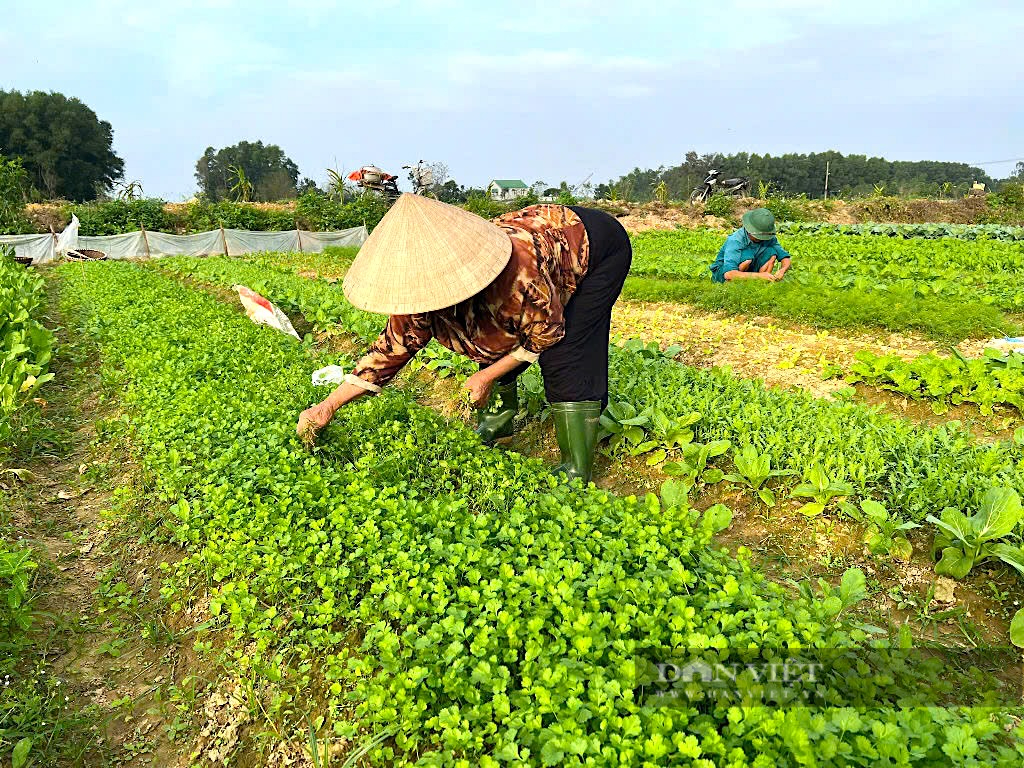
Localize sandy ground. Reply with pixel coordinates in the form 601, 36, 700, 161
608, 299, 1019, 439
610, 300, 949, 397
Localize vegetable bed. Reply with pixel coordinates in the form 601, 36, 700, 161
56, 260, 1024, 766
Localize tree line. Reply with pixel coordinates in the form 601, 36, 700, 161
1, 89, 1019, 209
599, 150, 1005, 202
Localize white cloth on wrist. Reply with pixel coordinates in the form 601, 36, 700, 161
344, 373, 382, 394
510, 346, 540, 363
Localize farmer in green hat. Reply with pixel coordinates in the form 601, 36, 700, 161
709, 208, 792, 283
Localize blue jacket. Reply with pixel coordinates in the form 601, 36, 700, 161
710, 228, 791, 283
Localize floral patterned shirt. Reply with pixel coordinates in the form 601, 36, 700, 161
346, 205, 590, 392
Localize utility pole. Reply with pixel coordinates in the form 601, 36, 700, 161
824, 161, 830, 200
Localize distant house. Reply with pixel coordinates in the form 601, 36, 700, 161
488, 179, 529, 201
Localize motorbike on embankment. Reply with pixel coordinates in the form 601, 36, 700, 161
689, 169, 751, 203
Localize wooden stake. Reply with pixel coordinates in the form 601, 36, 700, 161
824, 160, 830, 200
296, 228, 303, 253
140, 223, 151, 259
220, 224, 229, 257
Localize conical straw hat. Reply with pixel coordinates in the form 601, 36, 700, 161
343, 194, 513, 314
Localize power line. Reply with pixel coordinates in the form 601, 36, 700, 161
966, 157, 1024, 166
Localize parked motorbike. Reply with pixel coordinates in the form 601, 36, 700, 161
348, 166, 400, 199
402, 160, 435, 196
348, 161, 436, 198
689, 170, 751, 203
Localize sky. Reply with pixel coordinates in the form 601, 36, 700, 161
1, 0, 1020, 199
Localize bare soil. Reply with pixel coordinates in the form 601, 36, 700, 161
4, 288, 222, 766
590, 197, 989, 233
610, 300, 1020, 439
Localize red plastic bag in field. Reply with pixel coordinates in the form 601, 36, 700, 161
232, 285, 301, 340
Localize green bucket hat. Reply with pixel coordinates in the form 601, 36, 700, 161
742, 208, 776, 240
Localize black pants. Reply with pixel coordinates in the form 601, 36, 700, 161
487, 206, 632, 405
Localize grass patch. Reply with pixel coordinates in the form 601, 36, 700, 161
621, 276, 1017, 342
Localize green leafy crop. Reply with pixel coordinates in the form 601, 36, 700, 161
54, 260, 1024, 766
791, 463, 857, 518
840, 499, 921, 560
723, 444, 795, 507
927, 487, 1024, 579
779, 221, 1024, 242
847, 348, 1024, 415
626, 230, 1022, 339
0, 249, 54, 454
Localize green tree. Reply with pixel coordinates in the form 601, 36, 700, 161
195, 141, 300, 201
0, 154, 30, 232
605, 150, 997, 201
297, 177, 323, 196
436, 180, 467, 204
0, 90, 124, 201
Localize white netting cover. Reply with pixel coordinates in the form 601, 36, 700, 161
0, 221, 367, 263
145, 230, 226, 258
225, 229, 299, 256
79, 231, 149, 258
0, 233, 54, 263
297, 228, 367, 250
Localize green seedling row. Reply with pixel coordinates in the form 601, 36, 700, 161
626, 230, 1024, 339
0, 248, 54, 454
779, 222, 1024, 242
846, 348, 1024, 415
56, 261, 1024, 766
156, 254, 1024, 648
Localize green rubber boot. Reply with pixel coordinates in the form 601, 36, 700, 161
475, 381, 519, 443
551, 401, 602, 484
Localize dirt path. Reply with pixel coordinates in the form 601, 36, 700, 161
611, 299, 1018, 439
3, 286, 189, 766
614, 300, 951, 395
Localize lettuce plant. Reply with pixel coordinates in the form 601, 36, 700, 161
927, 487, 1024, 579
723, 444, 795, 506
791, 463, 855, 517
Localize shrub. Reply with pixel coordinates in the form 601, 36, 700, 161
704, 193, 735, 218
995, 182, 1024, 209
294, 191, 391, 232
68, 198, 175, 235
983, 183, 1024, 225
342, 193, 392, 232
181, 200, 296, 232
0, 155, 31, 234
762, 193, 814, 222
462, 192, 510, 219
